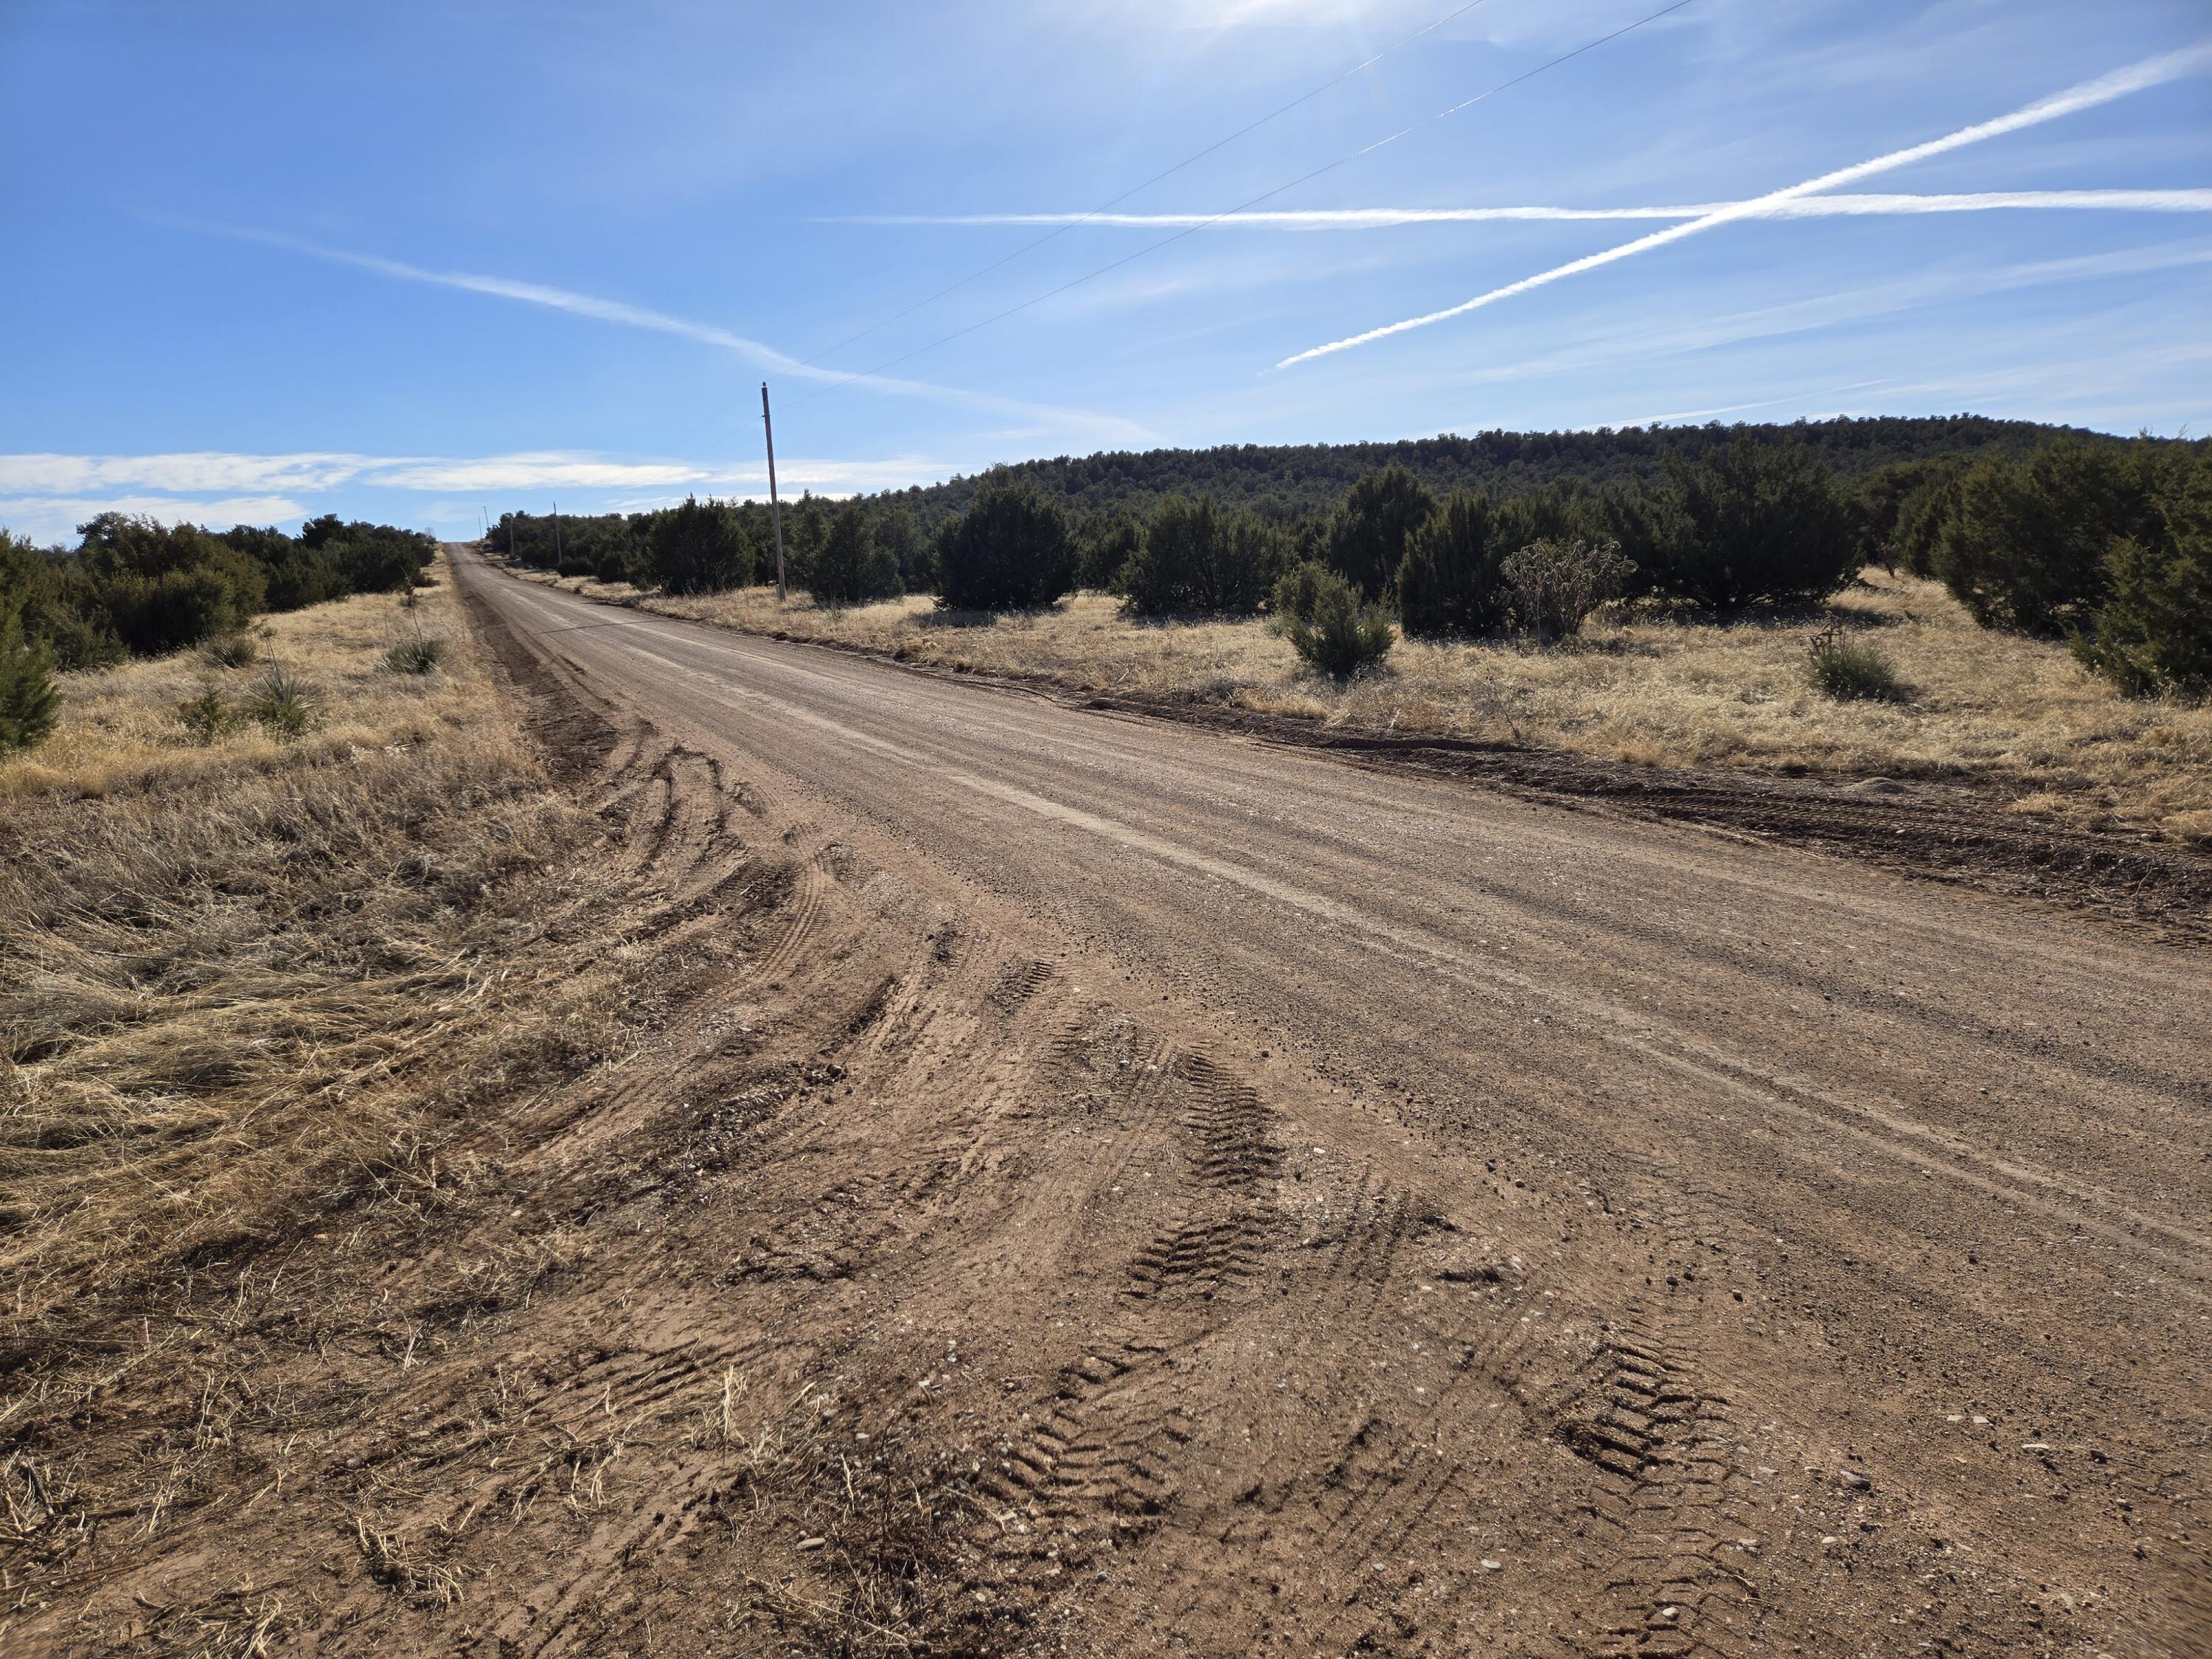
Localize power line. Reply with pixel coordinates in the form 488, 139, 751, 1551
770, 0, 1502, 383
786, 0, 1698, 416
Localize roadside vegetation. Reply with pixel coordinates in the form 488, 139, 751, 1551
0, 554, 678, 1643
497, 422, 2211, 847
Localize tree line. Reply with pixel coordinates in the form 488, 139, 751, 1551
0, 512, 437, 754
879, 414, 2103, 530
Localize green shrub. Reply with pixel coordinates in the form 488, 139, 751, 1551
1612, 439, 1857, 613
384, 637, 448, 675
1806, 632, 1906, 702
646, 496, 754, 596
0, 611, 60, 756
1075, 507, 1142, 593
1891, 467, 1967, 577
300, 515, 437, 595
933, 469, 1074, 611
810, 501, 902, 606
1855, 456, 1968, 574
175, 686, 238, 745
246, 664, 320, 737
97, 564, 260, 657
1326, 465, 1437, 599
1284, 567, 1393, 678
1934, 439, 2169, 636
1499, 538, 1636, 641
1397, 491, 1512, 638
2073, 452, 2212, 697
1119, 494, 1281, 616
202, 632, 259, 669
1269, 560, 1332, 630
873, 504, 930, 594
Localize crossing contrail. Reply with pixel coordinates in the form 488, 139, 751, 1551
1276, 43, 2212, 368
840, 189, 2212, 231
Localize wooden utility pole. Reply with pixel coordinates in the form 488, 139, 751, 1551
552, 500, 563, 568
761, 381, 788, 602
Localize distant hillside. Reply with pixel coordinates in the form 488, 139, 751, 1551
875, 415, 2117, 529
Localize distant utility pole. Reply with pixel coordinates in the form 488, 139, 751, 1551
552, 499, 563, 568
761, 381, 788, 602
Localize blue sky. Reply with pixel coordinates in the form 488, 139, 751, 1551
3, 0, 2208, 543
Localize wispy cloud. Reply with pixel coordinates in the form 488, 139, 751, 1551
1279, 42, 2212, 367
0, 453, 379, 496
152, 220, 1154, 446
846, 189, 2212, 232
0, 495, 311, 543
0, 450, 951, 540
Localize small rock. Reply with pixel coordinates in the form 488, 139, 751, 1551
1839, 1468, 1871, 1492
798, 1537, 827, 1552
1479, 1559, 1502, 1572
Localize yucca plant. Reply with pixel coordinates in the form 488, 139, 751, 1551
247, 664, 321, 737
384, 636, 448, 675
201, 632, 259, 669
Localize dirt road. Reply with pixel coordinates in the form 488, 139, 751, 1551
428, 551, 2211, 1652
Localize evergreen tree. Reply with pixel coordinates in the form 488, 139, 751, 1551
1326, 465, 1436, 599
0, 610, 59, 755
810, 501, 902, 605
1075, 507, 1144, 592
1626, 439, 1857, 613
1396, 492, 1511, 638
2074, 451, 2212, 696
872, 504, 930, 594
1935, 438, 2169, 635
646, 496, 754, 595
1119, 494, 1281, 616
933, 469, 1075, 611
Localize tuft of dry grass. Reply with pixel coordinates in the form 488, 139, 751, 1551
516, 563, 2212, 846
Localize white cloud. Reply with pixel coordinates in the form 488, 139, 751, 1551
0, 452, 379, 495
0, 495, 309, 543
847, 189, 2212, 232
0, 451, 956, 544
1279, 41, 2212, 366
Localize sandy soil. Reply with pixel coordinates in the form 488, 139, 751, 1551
7, 548, 2207, 1657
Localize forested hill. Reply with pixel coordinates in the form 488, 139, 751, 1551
882, 415, 2108, 526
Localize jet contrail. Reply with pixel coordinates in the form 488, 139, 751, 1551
1278, 42, 2212, 368
841, 190, 2212, 231
147, 219, 1154, 445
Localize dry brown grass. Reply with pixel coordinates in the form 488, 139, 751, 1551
1, 573, 481, 801
0, 555, 670, 1644
517, 563, 2212, 846
0, 554, 636, 1320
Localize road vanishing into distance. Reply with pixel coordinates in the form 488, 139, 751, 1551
456, 547, 2211, 1656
